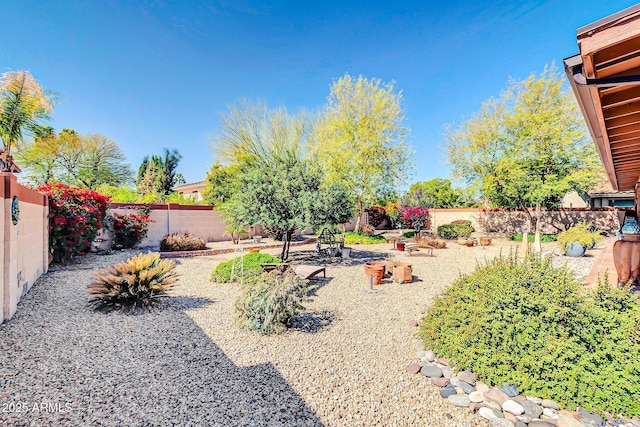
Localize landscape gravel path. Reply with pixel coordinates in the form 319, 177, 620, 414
0, 239, 596, 426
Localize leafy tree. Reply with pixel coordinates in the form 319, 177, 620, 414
16, 129, 133, 188
406, 178, 463, 208
136, 149, 182, 196
314, 73, 412, 231
212, 100, 352, 260
202, 161, 241, 205
446, 65, 602, 227
0, 71, 54, 170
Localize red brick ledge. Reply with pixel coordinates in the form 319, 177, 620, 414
159, 238, 318, 259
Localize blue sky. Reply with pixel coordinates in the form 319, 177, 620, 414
1, 0, 637, 187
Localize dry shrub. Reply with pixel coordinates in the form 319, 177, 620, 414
415, 235, 447, 249
160, 233, 207, 252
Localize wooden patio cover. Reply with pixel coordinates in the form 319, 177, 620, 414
564, 4, 640, 192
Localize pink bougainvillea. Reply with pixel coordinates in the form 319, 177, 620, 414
400, 206, 430, 231
37, 183, 109, 263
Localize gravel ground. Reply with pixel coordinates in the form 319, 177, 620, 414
0, 239, 597, 426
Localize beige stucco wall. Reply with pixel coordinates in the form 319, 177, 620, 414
2, 174, 49, 323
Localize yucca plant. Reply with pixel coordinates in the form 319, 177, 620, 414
235, 269, 315, 334
87, 252, 177, 312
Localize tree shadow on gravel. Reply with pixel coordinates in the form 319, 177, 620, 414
290, 310, 335, 334
0, 270, 324, 427
288, 249, 388, 267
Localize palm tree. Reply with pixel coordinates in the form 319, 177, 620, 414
0, 71, 54, 171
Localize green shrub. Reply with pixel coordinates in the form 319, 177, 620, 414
360, 224, 376, 235
210, 253, 280, 283
510, 233, 557, 243
557, 221, 604, 250
87, 252, 177, 312
437, 221, 474, 239
403, 230, 417, 238
235, 269, 315, 334
160, 233, 207, 252
420, 254, 640, 416
344, 232, 387, 244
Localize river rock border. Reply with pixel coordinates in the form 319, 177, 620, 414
159, 238, 317, 258
407, 343, 640, 427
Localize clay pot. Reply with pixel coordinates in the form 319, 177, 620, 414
565, 242, 586, 257
479, 237, 492, 246
396, 242, 405, 251
465, 241, 474, 247
364, 262, 385, 285
393, 262, 413, 283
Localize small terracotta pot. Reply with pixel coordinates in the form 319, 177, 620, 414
479, 237, 492, 246
465, 241, 474, 247
393, 262, 413, 283
396, 242, 405, 251
364, 262, 385, 285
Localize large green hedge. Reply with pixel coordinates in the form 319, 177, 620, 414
420, 254, 640, 415
210, 253, 280, 283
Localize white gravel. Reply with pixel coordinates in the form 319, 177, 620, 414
0, 239, 596, 426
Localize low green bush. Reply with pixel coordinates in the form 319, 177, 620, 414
403, 230, 417, 238
344, 232, 387, 244
235, 269, 315, 334
510, 233, 557, 243
420, 253, 640, 416
437, 221, 474, 239
557, 221, 604, 250
210, 253, 281, 283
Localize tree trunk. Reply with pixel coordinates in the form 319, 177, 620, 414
280, 230, 294, 261
354, 200, 364, 232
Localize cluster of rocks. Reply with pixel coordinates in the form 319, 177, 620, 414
408, 349, 640, 427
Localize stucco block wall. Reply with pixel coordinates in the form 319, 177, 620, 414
2, 174, 49, 323
111, 204, 235, 246
423, 207, 624, 236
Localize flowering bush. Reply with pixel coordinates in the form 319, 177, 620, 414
112, 212, 151, 249
38, 183, 109, 263
399, 206, 430, 231
365, 206, 386, 227
385, 202, 401, 227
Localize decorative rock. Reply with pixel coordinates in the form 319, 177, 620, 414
512, 395, 527, 403
485, 388, 509, 405
458, 370, 475, 385
542, 399, 561, 410
504, 412, 517, 423
437, 357, 449, 366
420, 364, 443, 378
447, 394, 471, 407
527, 396, 543, 404
500, 382, 519, 397
468, 391, 484, 403
558, 410, 574, 418
407, 363, 421, 374
520, 399, 544, 419
460, 381, 475, 394
557, 416, 583, 427
416, 350, 426, 359
479, 407, 504, 420
514, 422, 528, 427
424, 350, 435, 362
490, 419, 515, 427
516, 415, 532, 424
482, 399, 503, 411
431, 377, 450, 387
469, 402, 481, 413
502, 399, 525, 416
408, 319, 419, 327
450, 377, 462, 387
475, 381, 490, 393
528, 421, 557, 427
440, 384, 457, 399
543, 407, 558, 418
442, 366, 454, 379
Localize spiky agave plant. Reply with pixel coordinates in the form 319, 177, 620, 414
87, 252, 177, 312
